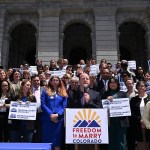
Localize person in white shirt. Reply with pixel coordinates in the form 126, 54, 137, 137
31, 75, 43, 142
130, 81, 150, 150
142, 98, 150, 150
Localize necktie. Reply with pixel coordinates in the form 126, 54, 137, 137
104, 80, 107, 91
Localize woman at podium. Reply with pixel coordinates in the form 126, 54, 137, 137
41, 75, 67, 150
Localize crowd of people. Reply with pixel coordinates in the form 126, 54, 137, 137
0, 58, 150, 150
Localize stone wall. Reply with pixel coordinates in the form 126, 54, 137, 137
37, 9, 60, 65
0, 0, 149, 67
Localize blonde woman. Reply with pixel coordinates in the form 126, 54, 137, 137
41, 76, 67, 150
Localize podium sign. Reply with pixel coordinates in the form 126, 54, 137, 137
65, 109, 108, 144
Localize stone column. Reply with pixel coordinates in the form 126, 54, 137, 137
37, 9, 42, 61
59, 32, 65, 58
35, 30, 39, 61
117, 31, 120, 61
0, 9, 5, 66
1, 33, 11, 69
37, 8, 60, 64
94, 8, 118, 64
91, 32, 96, 60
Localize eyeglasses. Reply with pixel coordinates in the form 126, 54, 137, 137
71, 81, 78, 84
138, 85, 145, 88
14, 73, 20, 76
126, 83, 133, 86
52, 79, 59, 82
33, 80, 40, 82
103, 72, 109, 74
2, 84, 8, 86
63, 77, 68, 79
110, 82, 116, 83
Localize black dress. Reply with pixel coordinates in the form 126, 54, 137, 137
130, 95, 150, 142
0, 95, 13, 142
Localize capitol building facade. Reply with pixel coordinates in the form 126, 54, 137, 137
0, 0, 149, 69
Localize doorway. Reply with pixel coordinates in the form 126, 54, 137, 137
69, 47, 87, 65
119, 22, 146, 69
63, 23, 92, 65
9, 23, 36, 67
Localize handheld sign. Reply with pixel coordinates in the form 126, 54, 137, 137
8, 101, 37, 120
50, 70, 66, 78
128, 60, 136, 70
102, 98, 131, 117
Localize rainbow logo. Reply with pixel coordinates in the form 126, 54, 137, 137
73, 109, 101, 127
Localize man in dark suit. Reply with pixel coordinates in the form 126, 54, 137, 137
68, 73, 101, 108
67, 73, 106, 150
96, 68, 111, 98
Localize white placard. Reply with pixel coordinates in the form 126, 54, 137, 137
81, 65, 86, 69
30, 71, 38, 76
90, 65, 99, 76
119, 82, 127, 92
8, 101, 37, 120
29, 66, 37, 70
29, 66, 38, 75
13, 68, 21, 71
50, 70, 66, 78
128, 60, 136, 70
102, 98, 131, 117
65, 108, 108, 144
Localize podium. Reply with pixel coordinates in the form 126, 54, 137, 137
65, 109, 109, 150
0, 143, 52, 150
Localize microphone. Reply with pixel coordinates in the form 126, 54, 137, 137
83, 84, 88, 93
